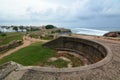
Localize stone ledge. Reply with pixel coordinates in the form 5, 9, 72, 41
0, 61, 19, 80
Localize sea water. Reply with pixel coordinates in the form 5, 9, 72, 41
66, 26, 120, 36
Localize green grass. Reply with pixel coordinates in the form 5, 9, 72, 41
0, 42, 70, 68
0, 32, 24, 46
66, 54, 84, 67
0, 32, 22, 39
0, 41, 84, 68
46, 59, 69, 68
41, 36, 53, 40
0, 42, 56, 66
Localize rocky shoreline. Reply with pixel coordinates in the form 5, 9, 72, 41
103, 31, 120, 37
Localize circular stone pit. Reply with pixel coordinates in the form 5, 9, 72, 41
41, 36, 112, 72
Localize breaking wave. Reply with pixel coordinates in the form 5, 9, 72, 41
71, 28, 109, 36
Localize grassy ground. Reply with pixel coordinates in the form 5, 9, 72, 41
0, 41, 83, 68
0, 42, 76, 68
46, 59, 69, 68
0, 32, 24, 46
65, 54, 84, 67
0, 42, 56, 66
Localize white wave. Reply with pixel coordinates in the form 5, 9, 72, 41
71, 27, 109, 36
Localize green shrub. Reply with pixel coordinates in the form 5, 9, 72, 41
0, 33, 7, 37
45, 25, 55, 29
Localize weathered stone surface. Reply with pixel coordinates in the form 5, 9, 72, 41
103, 31, 120, 37
0, 61, 19, 80
0, 36, 120, 80
43, 37, 110, 64
0, 40, 22, 53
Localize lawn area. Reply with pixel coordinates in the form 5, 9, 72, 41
0, 42, 56, 66
65, 54, 84, 67
46, 59, 69, 68
0, 32, 24, 46
0, 41, 84, 68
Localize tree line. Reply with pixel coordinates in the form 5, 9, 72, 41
0, 25, 41, 32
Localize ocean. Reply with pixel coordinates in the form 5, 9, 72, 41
65, 26, 120, 36
0, 25, 120, 36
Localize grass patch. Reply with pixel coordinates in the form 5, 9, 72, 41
46, 59, 69, 68
0, 41, 84, 68
0, 32, 24, 46
65, 54, 84, 67
41, 36, 53, 40
0, 42, 56, 66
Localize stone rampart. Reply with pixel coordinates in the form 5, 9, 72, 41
0, 61, 19, 80
0, 40, 22, 53
43, 37, 111, 64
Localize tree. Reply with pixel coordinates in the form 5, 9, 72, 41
30, 27, 40, 31
6, 26, 10, 29
19, 25, 24, 32
45, 25, 55, 29
13, 26, 18, 32
0, 31, 2, 34
25, 28, 30, 32
0, 33, 7, 37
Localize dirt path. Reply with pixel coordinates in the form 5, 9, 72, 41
0, 36, 49, 59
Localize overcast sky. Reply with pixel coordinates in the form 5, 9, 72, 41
0, 0, 120, 27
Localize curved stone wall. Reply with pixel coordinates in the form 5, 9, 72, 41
42, 36, 112, 72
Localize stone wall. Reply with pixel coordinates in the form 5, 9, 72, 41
43, 36, 109, 64
0, 40, 22, 53
0, 61, 19, 80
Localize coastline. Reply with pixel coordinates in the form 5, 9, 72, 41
71, 33, 120, 43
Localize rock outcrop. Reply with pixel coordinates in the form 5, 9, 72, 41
103, 31, 120, 37
0, 61, 20, 80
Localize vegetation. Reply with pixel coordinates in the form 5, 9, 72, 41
19, 26, 24, 32
45, 25, 55, 29
28, 31, 53, 40
41, 36, 53, 40
0, 33, 7, 37
0, 32, 23, 46
46, 59, 69, 68
0, 40, 23, 54
29, 33, 38, 38
0, 42, 56, 66
0, 42, 73, 68
29, 27, 40, 31
13, 26, 18, 32
51, 29, 61, 33
65, 54, 84, 67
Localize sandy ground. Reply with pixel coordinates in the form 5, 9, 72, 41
0, 36, 48, 59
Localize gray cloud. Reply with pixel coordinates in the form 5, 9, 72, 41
0, 0, 120, 27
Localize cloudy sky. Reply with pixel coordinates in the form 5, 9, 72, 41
0, 0, 120, 27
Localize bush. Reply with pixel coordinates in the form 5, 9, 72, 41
45, 25, 55, 29
29, 33, 38, 38
0, 33, 7, 37
0, 31, 2, 34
